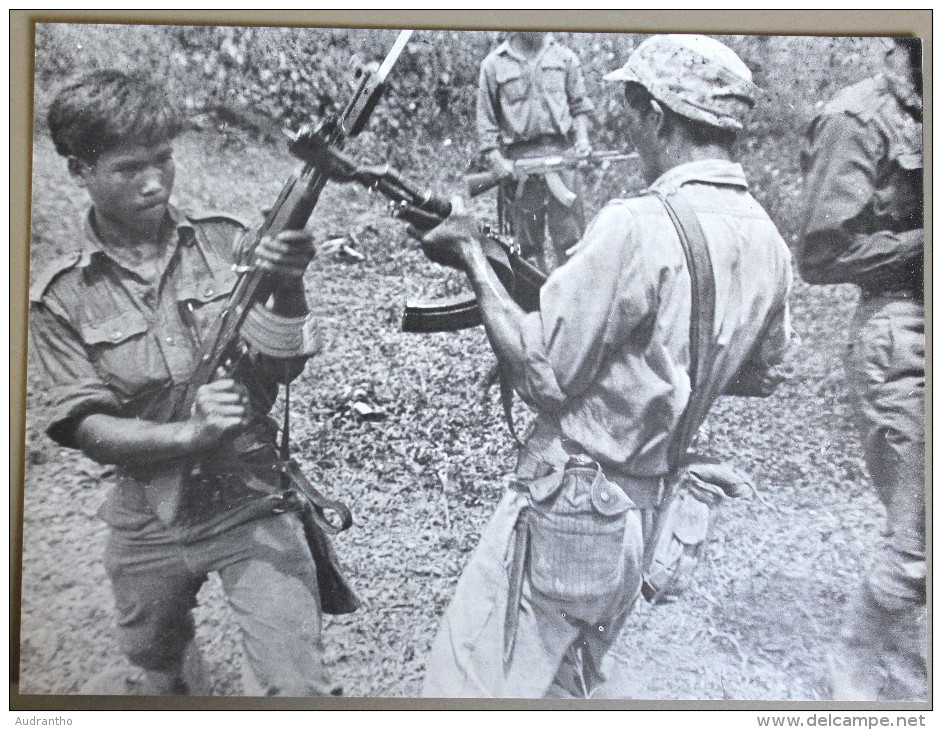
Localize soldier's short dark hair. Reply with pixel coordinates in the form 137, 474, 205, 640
623, 81, 737, 150
47, 69, 184, 164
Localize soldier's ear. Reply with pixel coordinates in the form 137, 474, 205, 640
648, 99, 668, 137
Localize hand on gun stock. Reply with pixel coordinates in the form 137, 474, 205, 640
573, 136, 592, 158
488, 150, 518, 181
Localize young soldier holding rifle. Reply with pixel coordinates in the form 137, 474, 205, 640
30, 69, 356, 696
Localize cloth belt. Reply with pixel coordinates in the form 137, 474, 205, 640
514, 444, 666, 509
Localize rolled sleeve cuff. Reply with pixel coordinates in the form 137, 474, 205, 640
518, 311, 567, 409
45, 382, 122, 448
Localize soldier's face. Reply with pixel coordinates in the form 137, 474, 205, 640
72, 141, 175, 232
518, 32, 546, 47
623, 98, 662, 183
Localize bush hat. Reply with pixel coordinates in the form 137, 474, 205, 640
604, 34, 759, 130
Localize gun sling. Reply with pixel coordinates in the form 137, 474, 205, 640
639, 190, 717, 595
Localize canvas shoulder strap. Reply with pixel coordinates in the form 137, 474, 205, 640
659, 189, 716, 471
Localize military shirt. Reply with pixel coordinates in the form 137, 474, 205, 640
476, 36, 595, 154
516, 159, 794, 476
29, 204, 306, 530
797, 72, 923, 294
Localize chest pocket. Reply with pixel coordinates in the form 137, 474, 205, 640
496, 65, 529, 104
538, 58, 567, 97
176, 268, 237, 341
80, 310, 165, 400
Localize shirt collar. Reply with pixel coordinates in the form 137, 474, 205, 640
883, 70, 922, 114
496, 34, 555, 62
78, 203, 196, 268
646, 159, 748, 198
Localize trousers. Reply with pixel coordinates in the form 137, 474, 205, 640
845, 295, 925, 606
104, 509, 335, 696
422, 485, 644, 698
835, 294, 926, 700
501, 141, 586, 273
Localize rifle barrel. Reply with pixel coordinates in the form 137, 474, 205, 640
466, 151, 637, 198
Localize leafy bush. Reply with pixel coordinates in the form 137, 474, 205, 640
32, 23, 891, 239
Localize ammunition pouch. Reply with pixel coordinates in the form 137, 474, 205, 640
641, 459, 752, 604
523, 455, 638, 602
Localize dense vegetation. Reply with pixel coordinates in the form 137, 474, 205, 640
33, 24, 888, 242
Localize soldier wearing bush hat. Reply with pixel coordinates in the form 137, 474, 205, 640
421, 35, 793, 698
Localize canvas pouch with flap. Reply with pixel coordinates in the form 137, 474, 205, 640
525, 455, 637, 601
642, 458, 752, 603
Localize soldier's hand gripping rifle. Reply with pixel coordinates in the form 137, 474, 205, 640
281, 135, 548, 333
278, 126, 547, 332
143, 30, 414, 526
466, 149, 638, 204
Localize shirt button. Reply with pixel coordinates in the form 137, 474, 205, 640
166, 336, 174, 345
599, 490, 610, 502
112, 331, 122, 340
204, 286, 214, 297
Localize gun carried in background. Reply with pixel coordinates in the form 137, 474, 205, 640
466, 149, 638, 202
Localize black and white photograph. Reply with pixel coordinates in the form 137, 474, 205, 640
13, 11, 928, 707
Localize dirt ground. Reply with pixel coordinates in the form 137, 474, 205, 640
17, 127, 898, 702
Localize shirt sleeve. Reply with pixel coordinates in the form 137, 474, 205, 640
565, 51, 595, 119
516, 204, 653, 411
227, 224, 313, 384
476, 61, 502, 155
724, 262, 796, 397
797, 111, 923, 289
29, 299, 122, 448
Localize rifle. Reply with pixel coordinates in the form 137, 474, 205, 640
144, 29, 414, 526
466, 149, 638, 200
284, 136, 547, 333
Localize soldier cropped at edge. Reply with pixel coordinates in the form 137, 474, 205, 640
797, 37, 925, 702
476, 31, 594, 273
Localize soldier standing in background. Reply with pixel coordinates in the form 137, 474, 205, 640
476, 31, 595, 272
797, 37, 925, 701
